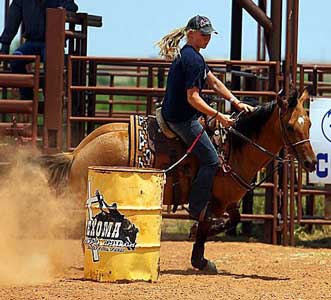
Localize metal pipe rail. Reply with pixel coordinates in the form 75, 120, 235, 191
299, 64, 331, 70
298, 63, 331, 94
0, 54, 40, 144
0, 74, 34, 88
299, 219, 331, 225
0, 122, 31, 137
237, 0, 273, 33
65, 30, 87, 39
66, 12, 102, 27
70, 86, 277, 98
0, 54, 37, 61
70, 55, 278, 67
95, 64, 271, 80
69, 116, 129, 123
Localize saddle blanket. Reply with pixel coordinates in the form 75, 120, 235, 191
129, 115, 155, 168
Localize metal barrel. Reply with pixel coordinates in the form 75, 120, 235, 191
84, 166, 166, 282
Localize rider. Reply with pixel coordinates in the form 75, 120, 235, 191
156, 15, 254, 223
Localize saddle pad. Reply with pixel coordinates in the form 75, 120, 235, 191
129, 115, 155, 168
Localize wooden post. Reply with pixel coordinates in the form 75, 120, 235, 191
269, 0, 282, 61
230, 0, 242, 91
44, 8, 66, 152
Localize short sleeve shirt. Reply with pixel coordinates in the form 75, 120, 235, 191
162, 45, 210, 122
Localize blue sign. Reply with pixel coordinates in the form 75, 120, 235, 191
321, 109, 331, 143
310, 98, 331, 183
316, 153, 328, 178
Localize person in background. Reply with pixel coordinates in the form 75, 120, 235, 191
156, 15, 254, 224
0, 0, 78, 100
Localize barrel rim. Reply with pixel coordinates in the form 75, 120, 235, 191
88, 166, 165, 173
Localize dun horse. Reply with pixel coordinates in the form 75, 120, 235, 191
42, 88, 316, 273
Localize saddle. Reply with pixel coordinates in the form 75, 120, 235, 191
129, 115, 198, 207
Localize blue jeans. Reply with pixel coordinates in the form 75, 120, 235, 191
10, 41, 45, 100
167, 117, 219, 217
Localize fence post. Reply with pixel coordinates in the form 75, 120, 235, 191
44, 8, 66, 152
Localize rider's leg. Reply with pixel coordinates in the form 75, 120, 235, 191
10, 41, 45, 100
167, 117, 219, 220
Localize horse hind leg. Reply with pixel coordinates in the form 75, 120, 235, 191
224, 204, 241, 233
205, 204, 241, 237
191, 221, 218, 274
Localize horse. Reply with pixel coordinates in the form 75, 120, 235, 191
42, 87, 316, 273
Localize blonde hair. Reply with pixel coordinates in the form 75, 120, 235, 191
155, 26, 187, 61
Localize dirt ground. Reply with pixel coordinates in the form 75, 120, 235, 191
0, 240, 330, 300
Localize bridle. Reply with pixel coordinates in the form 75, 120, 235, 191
278, 108, 311, 158
218, 105, 311, 192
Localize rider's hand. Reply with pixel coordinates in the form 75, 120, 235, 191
215, 112, 234, 128
235, 101, 255, 112
230, 96, 255, 112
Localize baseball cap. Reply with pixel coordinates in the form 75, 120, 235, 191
186, 15, 218, 35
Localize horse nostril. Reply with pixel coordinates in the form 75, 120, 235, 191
304, 159, 316, 172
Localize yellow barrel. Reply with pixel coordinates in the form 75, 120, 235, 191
84, 166, 166, 282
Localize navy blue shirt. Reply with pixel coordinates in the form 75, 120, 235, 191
162, 44, 210, 122
0, 0, 78, 45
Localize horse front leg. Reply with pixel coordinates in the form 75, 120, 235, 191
191, 221, 218, 274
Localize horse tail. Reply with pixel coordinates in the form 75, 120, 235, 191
40, 152, 74, 190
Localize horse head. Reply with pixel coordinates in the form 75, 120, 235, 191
277, 87, 317, 172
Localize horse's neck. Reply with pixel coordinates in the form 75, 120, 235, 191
229, 107, 283, 183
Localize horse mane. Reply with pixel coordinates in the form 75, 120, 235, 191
230, 101, 277, 152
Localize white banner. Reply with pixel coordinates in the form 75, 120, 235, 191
309, 97, 331, 183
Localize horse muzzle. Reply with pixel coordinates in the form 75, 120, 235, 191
303, 157, 317, 172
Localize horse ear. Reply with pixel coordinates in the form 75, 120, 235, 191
277, 96, 288, 113
289, 87, 298, 100
287, 87, 298, 108
298, 86, 312, 104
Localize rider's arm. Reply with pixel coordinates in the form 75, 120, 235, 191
187, 87, 234, 127
206, 71, 254, 112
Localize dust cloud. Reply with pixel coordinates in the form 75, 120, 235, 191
0, 146, 84, 285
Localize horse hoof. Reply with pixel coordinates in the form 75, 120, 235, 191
202, 260, 218, 274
